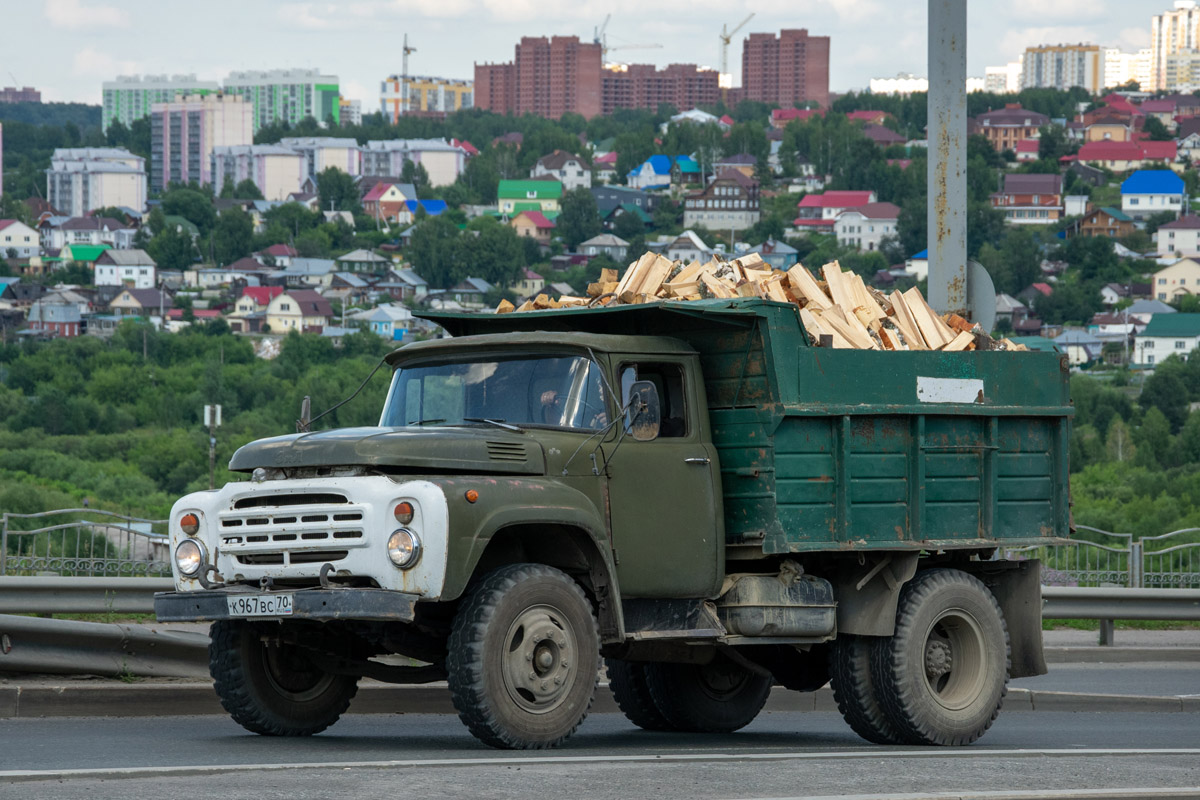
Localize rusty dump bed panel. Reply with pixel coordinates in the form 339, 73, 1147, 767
420, 298, 1073, 554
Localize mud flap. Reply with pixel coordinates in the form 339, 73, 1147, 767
964, 559, 1047, 679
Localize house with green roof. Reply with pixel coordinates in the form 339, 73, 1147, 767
498, 180, 563, 214
61, 243, 112, 266
1135, 312, 1200, 367
1066, 206, 1134, 240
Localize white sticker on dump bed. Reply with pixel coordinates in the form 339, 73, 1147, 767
917, 376, 984, 404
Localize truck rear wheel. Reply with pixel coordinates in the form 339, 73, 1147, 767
209, 620, 359, 736
447, 563, 600, 749
829, 635, 905, 744
871, 568, 1010, 746
606, 658, 676, 731
644, 655, 772, 733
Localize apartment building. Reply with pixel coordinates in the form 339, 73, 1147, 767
149, 94, 253, 191
475, 36, 603, 119
102, 74, 220, 132
0, 86, 40, 103
1021, 44, 1103, 93
361, 139, 464, 186
45, 148, 146, 217
381, 76, 473, 122
279, 137, 361, 180
600, 63, 720, 115
223, 69, 340, 130
1152, 1, 1200, 91
741, 29, 831, 109
210, 144, 306, 201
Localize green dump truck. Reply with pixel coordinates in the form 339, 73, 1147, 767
155, 298, 1071, 749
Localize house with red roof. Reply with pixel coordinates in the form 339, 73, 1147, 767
991, 173, 1063, 225
1015, 139, 1040, 162
1139, 99, 1177, 131
451, 138, 479, 157
1077, 140, 1177, 171
862, 124, 906, 147
834, 202, 900, 251
228, 285, 285, 333
770, 108, 824, 130
846, 110, 891, 125
362, 182, 418, 224
973, 104, 1049, 152
516, 268, 545, 298
593, 151, 619, 185
511, 210, 556, 244
793, 190, 877, 232
255, 243, 298, 268
718, 114, 735, 131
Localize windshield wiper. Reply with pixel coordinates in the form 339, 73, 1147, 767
463, 417, 524, 433
407, 418, 447, 426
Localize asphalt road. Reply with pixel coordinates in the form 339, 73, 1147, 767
2, 711, 1199, 799
1012, 662, 1200, 696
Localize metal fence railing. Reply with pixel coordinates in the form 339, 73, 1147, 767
0, 509, 170, 577
1005, 526, 1200, 589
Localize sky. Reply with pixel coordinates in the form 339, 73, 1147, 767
8, 0, 1161, 107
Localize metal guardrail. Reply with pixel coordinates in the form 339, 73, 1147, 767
0, 576, 171, 615
1042, 587, 1200, 621
0, 613, 209, 678
1, 509, 170, 577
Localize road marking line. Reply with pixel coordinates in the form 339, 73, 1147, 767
3, 749, 1200, 783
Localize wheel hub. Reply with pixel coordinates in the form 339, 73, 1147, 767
502, 605, 578, 714
925, 639, 953, 681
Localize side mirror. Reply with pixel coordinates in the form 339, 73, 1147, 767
626, 380, 661, 442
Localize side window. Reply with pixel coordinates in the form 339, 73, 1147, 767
621, 361, 687, 438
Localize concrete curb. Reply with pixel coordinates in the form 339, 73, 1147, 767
2, 681, 1196, 720
1044, 647, 1200, 664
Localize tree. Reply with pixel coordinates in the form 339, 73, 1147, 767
161, 188, 216, 235
233, 179, 264, 200
1142, 115, 1173, 141
211, 208, 254, 266
145, 225, 196, 271
612, 208, 647, 241
401, 160, 431, 195
1140, 368, 1190, 433
316, 167, 359, 212
406, 215, 461, 288
1144, 210, 1179, 236
557, 188, 602, 250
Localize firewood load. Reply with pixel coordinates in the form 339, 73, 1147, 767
496, 252, 1028, 352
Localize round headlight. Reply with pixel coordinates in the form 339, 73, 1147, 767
387, 529, 421, 568
175, 539, 206, 577
179, 512, 200, 536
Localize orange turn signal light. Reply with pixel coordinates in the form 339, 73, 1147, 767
180, 513, 200, 535
394, 502, 414, 525
465, 490, 479, 503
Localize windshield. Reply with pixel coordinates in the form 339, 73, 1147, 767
381, 354, 610, 431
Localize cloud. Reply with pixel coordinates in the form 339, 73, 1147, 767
72, 46, 137, 78
44, 0, 129, 28
1117, 26, 1152, 50
998, 26, 1103, 55
1009, 0, 1105, 23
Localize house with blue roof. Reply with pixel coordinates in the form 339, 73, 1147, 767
905, 249, 929, 281
1121, 170, 1185, 221
627, 155, 673, 191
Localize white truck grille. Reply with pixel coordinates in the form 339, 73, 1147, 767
218, 492, 368, 568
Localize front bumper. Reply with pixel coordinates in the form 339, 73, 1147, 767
154, 587, 420, 622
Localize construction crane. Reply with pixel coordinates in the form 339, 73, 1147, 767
402, 33, 417, 115
719, 13, 754, 89
593, 14, 611, 47
594, 15, 660, 59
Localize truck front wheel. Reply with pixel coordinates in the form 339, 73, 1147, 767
209, 620, 359, 736
871, 568, 1010, 746
644, 655, 772, 733
447, 563, 600, 749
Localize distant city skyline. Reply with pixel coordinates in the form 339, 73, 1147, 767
11, 0, 1156, 108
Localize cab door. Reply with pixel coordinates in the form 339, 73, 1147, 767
604, 358, 724, 598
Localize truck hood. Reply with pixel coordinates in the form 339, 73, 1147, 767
228, 427, 545, 475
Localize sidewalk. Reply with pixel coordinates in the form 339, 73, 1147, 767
1, 626, 1196, 720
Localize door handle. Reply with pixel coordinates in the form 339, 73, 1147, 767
684, 457, 711, 465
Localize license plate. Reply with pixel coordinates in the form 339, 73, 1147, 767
226, 593, 294, 617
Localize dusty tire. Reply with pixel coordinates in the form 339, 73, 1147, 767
209, 620, 359, 736
871, 568, 1010, 746
644, 655, 772, 733
828, 635, 905, 745
606, 658, 676, 731
447, 563, 600, 749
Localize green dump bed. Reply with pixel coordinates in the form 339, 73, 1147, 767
424, 298, 1073, 554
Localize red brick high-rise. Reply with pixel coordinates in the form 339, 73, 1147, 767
475, 37, 719, 119
602, 64, 720, 115
474, 36, 602, 119
741, 29, 830, 109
